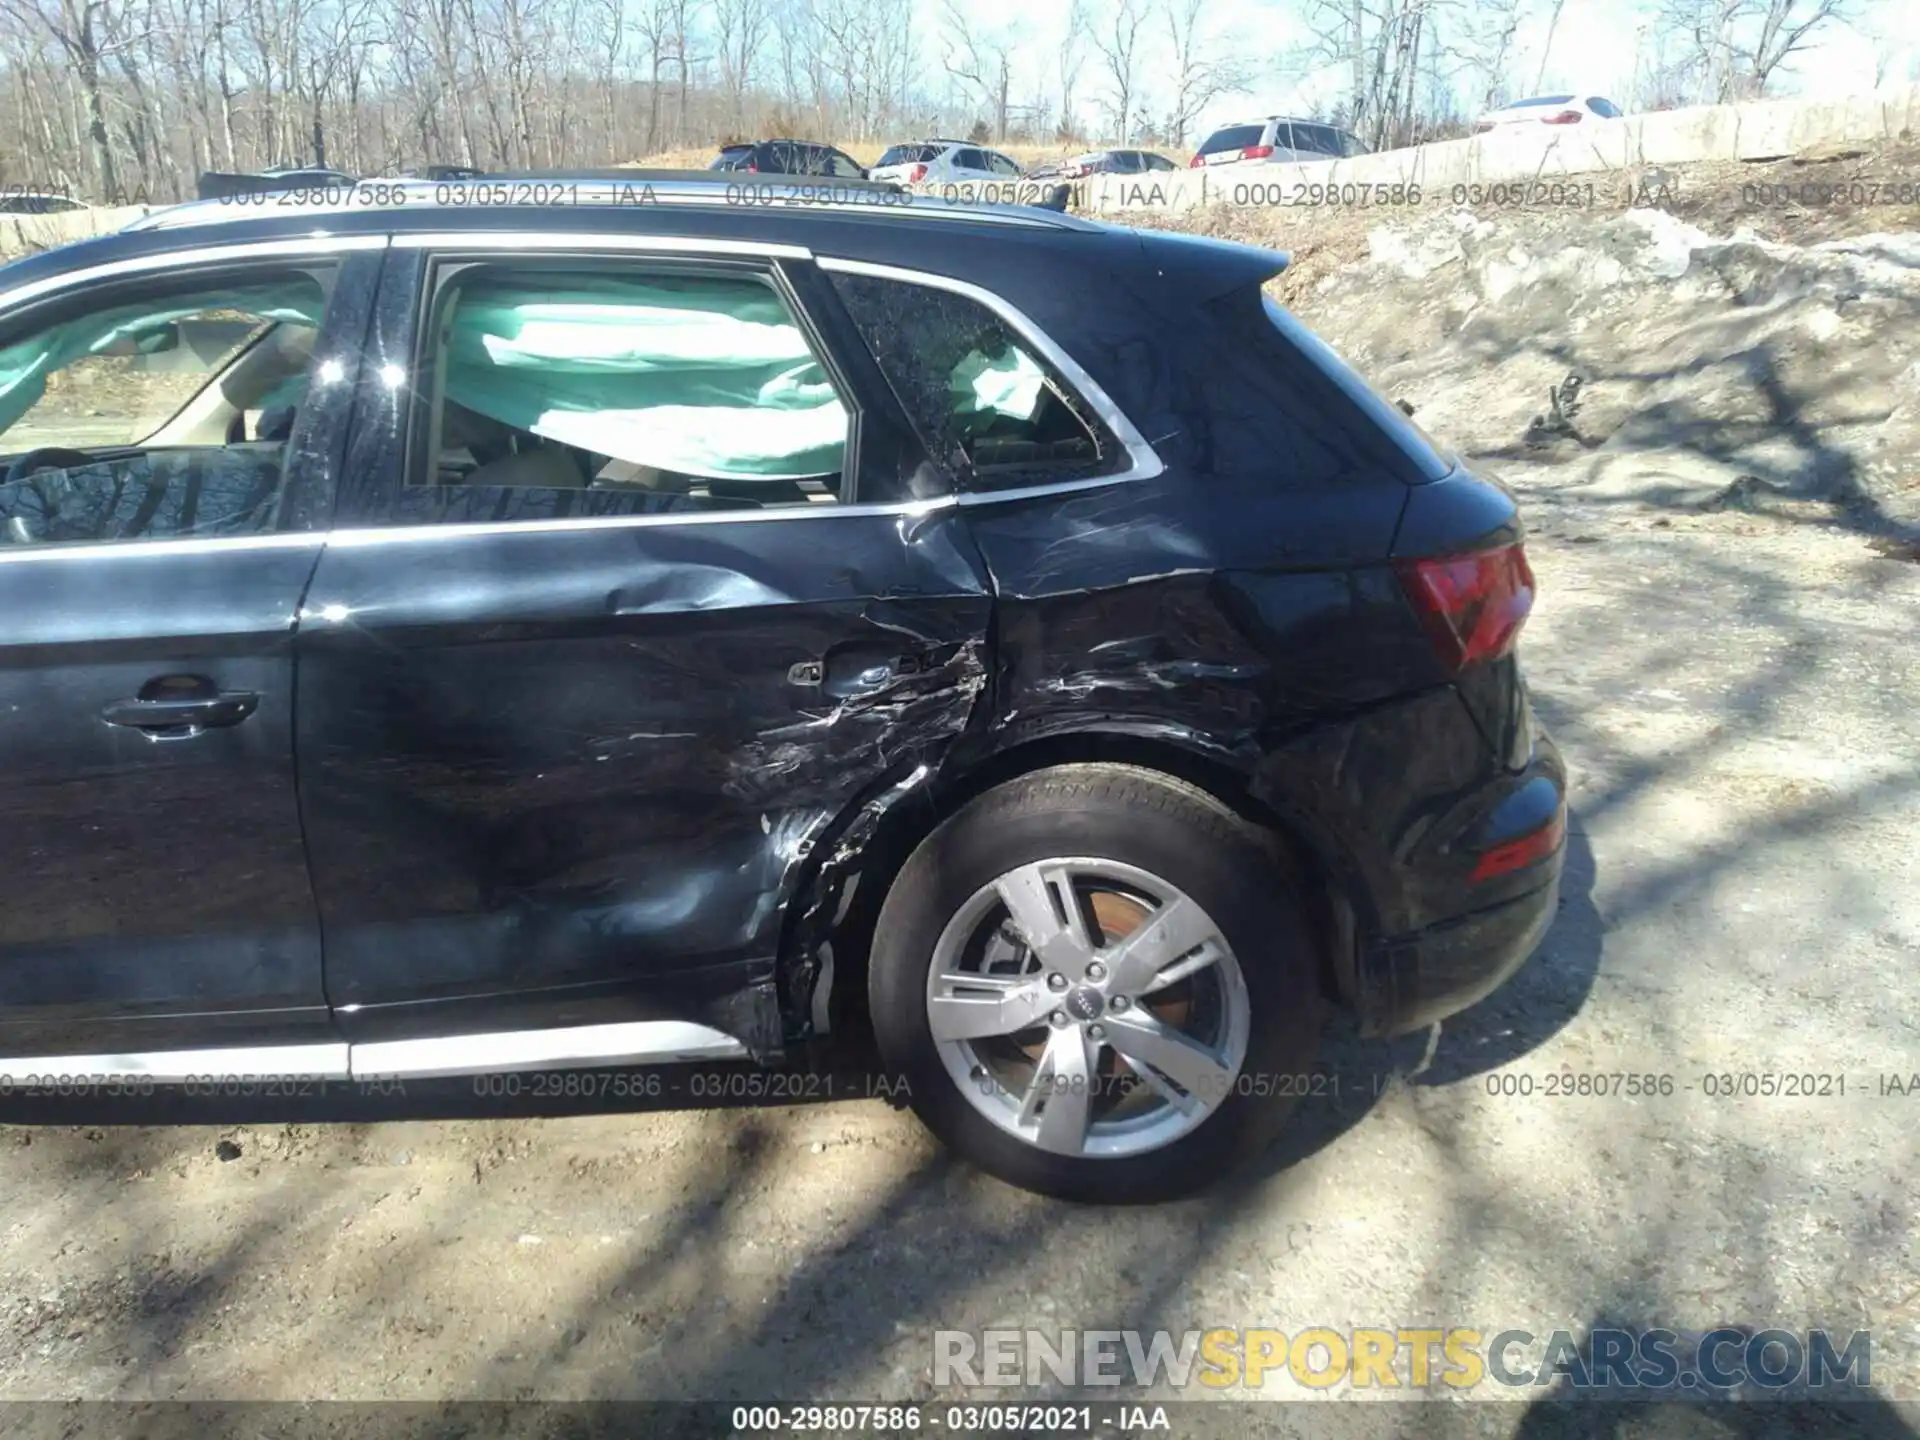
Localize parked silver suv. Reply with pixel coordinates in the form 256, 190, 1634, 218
1191, 117, 1371, 168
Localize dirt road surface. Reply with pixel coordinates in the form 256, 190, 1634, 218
3, 175, 1919, 1438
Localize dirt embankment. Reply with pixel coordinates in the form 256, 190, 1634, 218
1146, 143, 1920, 544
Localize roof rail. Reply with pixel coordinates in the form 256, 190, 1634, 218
120, 172, 1093, 234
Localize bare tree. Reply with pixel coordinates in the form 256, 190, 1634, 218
1091, 0, 1153, 145
939, 0, 1019, 143
1162, 0, 1248, 147
1747, 0, 1853, 94
711, 0, 768, 130
1057, 0, 1090, 141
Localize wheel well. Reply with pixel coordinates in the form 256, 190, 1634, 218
799, 731, 1356, 1040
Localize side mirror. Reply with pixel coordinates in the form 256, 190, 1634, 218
136, 323, 182, 355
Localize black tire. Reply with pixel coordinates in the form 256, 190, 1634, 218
868, 763, 1325, 1203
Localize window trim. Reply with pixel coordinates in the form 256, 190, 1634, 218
0, 238, 1158, 560
815, 256, 1165, 495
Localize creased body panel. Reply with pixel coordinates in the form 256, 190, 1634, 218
295, 509, 991, 1049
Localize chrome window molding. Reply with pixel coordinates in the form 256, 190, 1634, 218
0, 532, 324, 565
813, 256, 1165, 489
389, 230, 812, 259
0, 472, 1147, 561
0, 234, 389, 316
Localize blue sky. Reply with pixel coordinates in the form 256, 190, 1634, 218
918, 0, 1919, 136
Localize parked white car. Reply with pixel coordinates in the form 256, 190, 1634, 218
868, 140, 1024, 186
1189, 117, 1370, 169
1473, 95, 1624, 133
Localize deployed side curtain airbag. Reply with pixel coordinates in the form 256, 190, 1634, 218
0, 279, 326, 440
439, 275, 849, 482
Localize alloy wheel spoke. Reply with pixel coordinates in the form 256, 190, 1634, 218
1021, 1022, 1100, 1156
1103, 895, 1222, 995
1103, 1008, 1234, 1103
927, 978, 1052, 1040
994, 862, 1096, 972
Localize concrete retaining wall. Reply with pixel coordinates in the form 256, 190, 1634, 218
1080, 82, 1920, 213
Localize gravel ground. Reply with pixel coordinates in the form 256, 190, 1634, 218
0, 466, 1915, 1437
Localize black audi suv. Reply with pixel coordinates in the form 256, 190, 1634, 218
0, 175, 1565, 1201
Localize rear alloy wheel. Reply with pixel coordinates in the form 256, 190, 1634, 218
869, 764, 1324, 1202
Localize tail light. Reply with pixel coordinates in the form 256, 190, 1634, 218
1395, 543, 1535, 671
746, 163, 759, 172
1242, 144, 1275, 160
1471, 808, 1565, 882
1189, 154, 1206, 167
907, 163, 928, 183
1543, 110, 1583, 124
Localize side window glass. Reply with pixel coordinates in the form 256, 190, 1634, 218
828, 270, 1124, 490
989, 152, 1021, 176
954, 149, 986, 173
0, 265, 335, 548
403, 265, 849, 522
827, 150, 863, 177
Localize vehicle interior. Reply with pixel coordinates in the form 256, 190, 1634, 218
0, 279, 328, 545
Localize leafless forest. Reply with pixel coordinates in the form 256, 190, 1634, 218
0, 0, 1878, 203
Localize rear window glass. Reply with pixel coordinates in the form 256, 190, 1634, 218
879, 144, 942, 166
1507, 94, 1577, 108
828, 271, 1121, 489
1199, 124, 1266, 154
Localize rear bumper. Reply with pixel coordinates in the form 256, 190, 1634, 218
1352, 731, 1567, 1036
1353, 868, 1561, 1036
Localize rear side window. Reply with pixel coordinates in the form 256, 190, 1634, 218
1199, 124, 1265, 154
952, 149, 988, 172
1588, 97, 1622, 118
710, 146, 753, 170
405, 265, 849, 515
878, 144, 940, 166
828, 271, 1123, 489
1297, 125, 1342, 156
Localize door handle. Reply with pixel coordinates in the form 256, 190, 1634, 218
793, 645, 943, 701
101, 680, 258, 736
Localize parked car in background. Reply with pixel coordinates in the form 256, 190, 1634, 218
708, 141, 868, 178
1473, 95, 1624, 132
0, 171, 1565, 1204
1025, 149, 1180, 181
868, 140, 1024, 186
1190, 118, 1370, 168
0, 192, 90, 215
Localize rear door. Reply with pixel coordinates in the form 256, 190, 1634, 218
0, 237, 381, 1068
294, 237, 993, 1056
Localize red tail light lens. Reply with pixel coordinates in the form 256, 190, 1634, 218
1190, 154, 1206, 167
746, 163, 759, 172
1471, 808, 1566, 882
908, 163, 928, 183
1243, 144, 1275, 160
1544, 110, 1583, 124
1396, 543, 1535, 670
